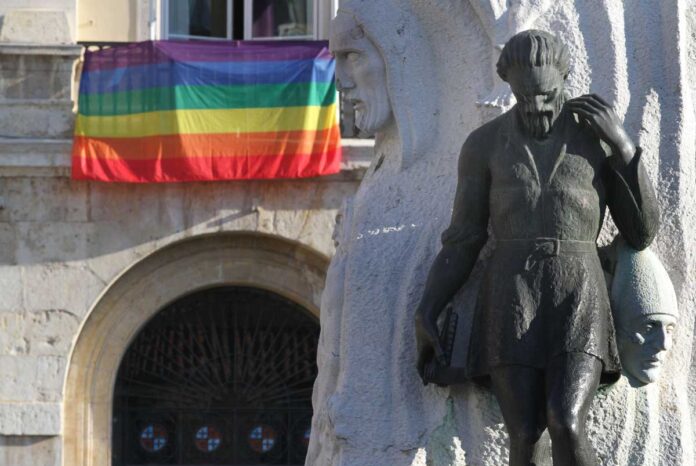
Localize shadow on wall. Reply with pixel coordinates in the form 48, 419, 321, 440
575, 0, 685, 290
0, 177, 353, 267
0, 435, 60, 465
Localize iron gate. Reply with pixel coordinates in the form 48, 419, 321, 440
112, 286, 319, 465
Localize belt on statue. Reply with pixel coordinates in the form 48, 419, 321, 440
497, 238, 597, 271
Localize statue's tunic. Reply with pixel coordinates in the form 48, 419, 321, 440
443, 107, 660, 383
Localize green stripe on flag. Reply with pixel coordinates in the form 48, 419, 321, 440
78, 81, 336, 116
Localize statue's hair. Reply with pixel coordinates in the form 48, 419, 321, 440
497, 30, 570, 81
335, 8, 367, 41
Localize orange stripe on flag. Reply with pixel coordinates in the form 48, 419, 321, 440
72, 126, 340, 161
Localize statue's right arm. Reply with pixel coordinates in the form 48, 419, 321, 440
415, 131, 491, 361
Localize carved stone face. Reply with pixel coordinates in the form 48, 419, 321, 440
330, 12, 393, 134
506, 65, 566, 139
617, 313, 676, 385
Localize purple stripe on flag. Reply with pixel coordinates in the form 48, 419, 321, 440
84, 40, 331, 72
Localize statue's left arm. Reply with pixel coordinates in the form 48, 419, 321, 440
603, 147, 660, 250
566, 94, 660, 250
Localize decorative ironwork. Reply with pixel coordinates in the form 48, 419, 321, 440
194, 424, 223, 452
139, 424, 169, 453
112, 286, 319, 465
248, 424, 278, 453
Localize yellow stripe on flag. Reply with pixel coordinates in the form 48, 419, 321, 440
75, 104, 337, 138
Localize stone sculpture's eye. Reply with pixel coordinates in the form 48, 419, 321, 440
346, 51, 361, 62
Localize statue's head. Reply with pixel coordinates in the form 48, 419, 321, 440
330, 10, 393, 134
497, 30, 570, 139
610, 243, 678, 387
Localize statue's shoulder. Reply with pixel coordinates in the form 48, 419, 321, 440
461, 111, 510, 154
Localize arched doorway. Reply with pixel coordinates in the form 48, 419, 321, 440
112, 286, 319, 465
63, 233, 328, 466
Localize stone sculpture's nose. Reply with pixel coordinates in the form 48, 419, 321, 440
335, 66, 355, 92
654, 326, 671, 352
532, 95, 546, 111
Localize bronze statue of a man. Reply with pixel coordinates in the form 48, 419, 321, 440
416, 30, 659, 465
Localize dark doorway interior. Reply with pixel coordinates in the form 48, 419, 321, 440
112, 286, 319, 466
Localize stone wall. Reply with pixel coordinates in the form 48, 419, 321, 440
0, 436, 61, 466
0, 6, 75, 44
0, 17, 371, 462
0, 145, 367, 464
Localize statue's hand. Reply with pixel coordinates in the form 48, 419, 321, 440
415, 307, 446, 384
566, 94, 636, 164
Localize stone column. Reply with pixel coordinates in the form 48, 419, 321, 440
0, 9, 80, 170
0, 8, 80, 466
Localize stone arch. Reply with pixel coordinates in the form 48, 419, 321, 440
62, 232, 328, 466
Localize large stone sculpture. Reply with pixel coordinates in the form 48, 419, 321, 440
311, 2, 695, 465
307, 2, 452, 464
415, 30, 659, 465
330, 12, 393, 135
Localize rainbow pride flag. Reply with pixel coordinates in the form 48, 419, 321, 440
72, 40, 341, 182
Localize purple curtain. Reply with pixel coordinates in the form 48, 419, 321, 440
252, 0, 275, 37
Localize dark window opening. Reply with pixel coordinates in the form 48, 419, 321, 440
112, 286, 319, 465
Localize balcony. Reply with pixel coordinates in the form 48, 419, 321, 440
0, 41, 374, 180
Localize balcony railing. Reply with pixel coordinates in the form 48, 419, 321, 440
78, 41, 134, 54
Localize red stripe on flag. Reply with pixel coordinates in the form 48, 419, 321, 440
72, 127, 340, 161
72, 149, 342, 183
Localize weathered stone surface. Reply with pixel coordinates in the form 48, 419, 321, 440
0, 177, 87, 223
182, 181, 259, 236
0, 139, 72, 178
0, 267, 22, 310
0, 309, 79, 356
0, 51, 75, 100
0, 435, 60, 466
0, 100, 74, 138
0, 404, 60, 435
0, 224, 17, 265
0, 10, 72, 44
16, 222, 91, 264
21, 264, 107, 315
0, 355, 64, 402
0, 41, 81, 145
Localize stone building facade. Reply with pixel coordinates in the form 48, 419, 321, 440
0, 1, 369, 464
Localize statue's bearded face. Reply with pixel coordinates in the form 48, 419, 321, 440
507, 65, 566, 139
330, 13, 393, 134
617, 313, 677, 385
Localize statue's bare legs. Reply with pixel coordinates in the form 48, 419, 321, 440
491, 366, 546, 465
491, 353, 602, 466
546, 353, 601, 466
